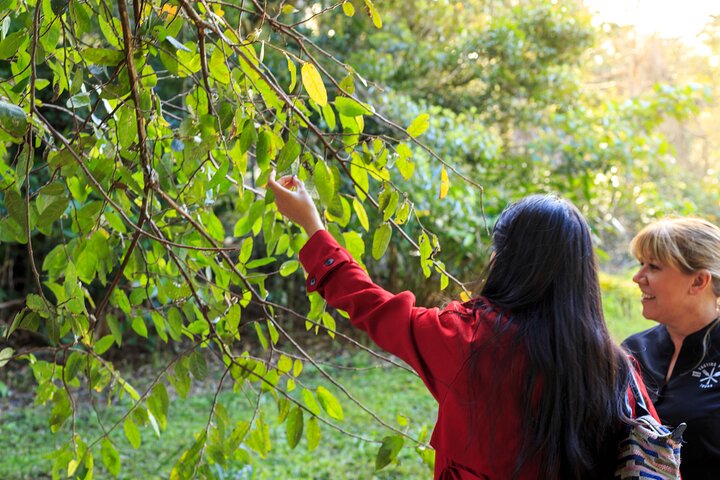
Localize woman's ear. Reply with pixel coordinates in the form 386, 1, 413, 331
690, 269, 713, 295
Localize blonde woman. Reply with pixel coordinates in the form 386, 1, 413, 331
624, 218, 720, 479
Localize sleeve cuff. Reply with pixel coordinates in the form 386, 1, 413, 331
299, 230, 353, 292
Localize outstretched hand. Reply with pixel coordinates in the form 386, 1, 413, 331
267, 173, 325, 236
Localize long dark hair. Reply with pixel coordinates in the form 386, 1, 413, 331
478, 195, 632, 478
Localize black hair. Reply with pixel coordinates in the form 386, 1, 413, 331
476, 194, 633, 478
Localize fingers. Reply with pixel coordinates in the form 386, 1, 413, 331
279, 176, 297, 189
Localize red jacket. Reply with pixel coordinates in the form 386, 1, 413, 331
299, 230, 656, 479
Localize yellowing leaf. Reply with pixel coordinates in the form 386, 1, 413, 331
160, 4, 178, 16
407, 113, 430, 138
286, 55, 297, 92
342, 1, 355, 16
301, 63, 327, 107
316, 386, 344, 420
363, 0, 382, 28
353, 197, 369, 231
460, 291, 472, 302
439, 166, 449, 199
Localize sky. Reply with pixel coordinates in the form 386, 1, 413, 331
584, 0, 719, 53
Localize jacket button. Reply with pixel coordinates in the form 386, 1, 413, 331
324, 258, 334, 266
309, 277, 316, 286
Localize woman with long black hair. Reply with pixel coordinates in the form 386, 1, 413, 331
267, 174, 655, 479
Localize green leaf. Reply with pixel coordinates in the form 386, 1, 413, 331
277, 354, 293, 375
167, 308, 183, 342
255, 129, 274, 170
171, 360, 191, 399
209, 47, 230, 84
0, 31, 28, 60
36, 196, 68, 233
82, 48, 124, 66
306, 415, 321, 451
301, 388, 321, 416
381, 191, 399, 222
225, 304, 241, 334
4, 189, 27, 241
267, 320, 280, 345
49, 391, 71, 433
107, 314, 122, 346
93, 335, 115, 355
276, 137, 301, 173
131, 317, 148, 338
246, 257, 276, 269
321, 312, 336, 339
189, 351, 208, 380
148, 383, 169, 430
0, 347, 14, 368
239, 119, 258, 154
124, 418, 141, 449
334, 97, 373, 117
0, 100, 28, 138
395, 144, 415, 180
151, 312, 168, 343
316, 386, 344, 420
314, 160, 335, 208
5, 311, 24, 339
375, 435, 404, 471
407, 113, 430, 138
279, 260, 299, 277
104, 211, 126, 233
100, 438, 121, 477
350, 157, 369, 200
112, 289, 131, 316
285, 405, 304, 449
321, 102, 336, 130
301, 63, 327, 107
26, 293, 46, 312
76, 201, 103, 234
395, 200, 411, 225
372, 223, 392, 260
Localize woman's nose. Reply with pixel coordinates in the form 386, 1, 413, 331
632, 268, 644, 284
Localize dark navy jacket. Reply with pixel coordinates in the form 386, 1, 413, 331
624, 321, 720, 479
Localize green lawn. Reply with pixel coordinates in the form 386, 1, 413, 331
0, 272, 654, 479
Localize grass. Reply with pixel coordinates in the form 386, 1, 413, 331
0, 272, 654, 479
0, 356, 436, 479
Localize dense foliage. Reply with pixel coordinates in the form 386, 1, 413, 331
1, 0, 718, 478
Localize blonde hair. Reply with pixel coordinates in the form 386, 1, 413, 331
630, 217, 720, 297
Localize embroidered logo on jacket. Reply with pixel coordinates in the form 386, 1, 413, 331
692, 362, 720, 389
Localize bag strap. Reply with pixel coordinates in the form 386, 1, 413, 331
625, 369, 650, 418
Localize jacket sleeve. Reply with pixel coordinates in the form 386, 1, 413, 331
298, 230, 474, 401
